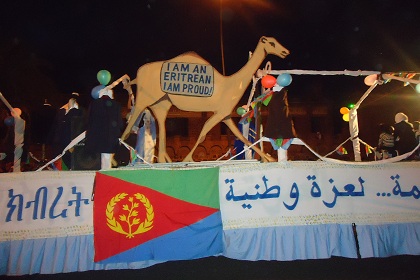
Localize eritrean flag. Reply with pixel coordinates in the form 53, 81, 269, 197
93, 167, 222, 263
268, 138, 293, 150
365, 145, 373, 156
337, 146, 348, 155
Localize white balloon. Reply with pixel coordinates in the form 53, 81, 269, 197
364, 74, 378, 86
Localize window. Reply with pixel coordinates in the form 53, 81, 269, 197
166, 118, 188, 137
311, 117, 321, 133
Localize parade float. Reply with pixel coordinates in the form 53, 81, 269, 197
1, 36, 419, 276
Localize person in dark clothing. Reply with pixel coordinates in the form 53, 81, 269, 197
31, 99, 56, 145
393, 112, 417, 157
264, 87, 297, 161
85, 87, 123, 169
264, 88, 296, 141
31, 99, 57, 162
376, 123, 396, 159
413, 121, 420, 158
50, 93, 85, 169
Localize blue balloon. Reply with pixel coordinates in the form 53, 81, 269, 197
277, 73, 292, 87
4, 116, 14, 126
91, 85, 105, 99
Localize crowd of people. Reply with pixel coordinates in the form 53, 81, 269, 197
0, 89, 156, 172
0, 94, 88, 172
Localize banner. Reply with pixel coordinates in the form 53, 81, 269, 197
93, 167, 222, 263
219, 162, 420, 229
0, 171, 94, 241
1, 163, 420, 275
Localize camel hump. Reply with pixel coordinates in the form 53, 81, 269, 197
170, 51, 211, 64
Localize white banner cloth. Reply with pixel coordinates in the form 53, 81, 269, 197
0, 171, 95, 241
219, 162, 420, 229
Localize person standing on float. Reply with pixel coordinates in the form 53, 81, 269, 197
50, 92, 83, 169
134, 109, 156, 163
264, 86, 297, 161
85, 71, 127, 170
394, 112, 417, 157
11, 108, 25, 172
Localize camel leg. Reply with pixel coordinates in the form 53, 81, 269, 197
223, 117, 275, 162
183, 113, 227, 162
121, 102, 147, 140
149, 99, 172, 163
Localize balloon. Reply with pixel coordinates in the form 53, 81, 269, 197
236, 107, 246, 116
364, 74, 377, 86
261, 75, 277, 88
342, 113, 349, 122
97, 70, 111, 85
276, 73, 292, 87
4, 116, 14, 126
11, 108, 22, 117
416, 83, 420, 94
340, 107, 349, 115
91, 85, 105, 99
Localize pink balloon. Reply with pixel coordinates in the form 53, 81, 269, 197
364, 74, 378, 86
261, 75, 277, 88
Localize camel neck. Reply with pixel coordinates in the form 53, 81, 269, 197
232, 43, 265, 83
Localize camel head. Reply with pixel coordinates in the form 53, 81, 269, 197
260, 36, 290, 59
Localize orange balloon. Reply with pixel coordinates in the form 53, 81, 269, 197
11, 108, 22, 117
261, 75, 277, 88
342, 113, 349, 122
340, 107, 349, 115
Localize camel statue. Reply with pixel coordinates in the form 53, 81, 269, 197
121, 36, 290, 163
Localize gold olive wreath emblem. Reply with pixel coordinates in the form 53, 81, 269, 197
106, 193, 154, 238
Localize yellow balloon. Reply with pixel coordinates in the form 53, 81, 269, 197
342, 113, 349, 122
340, 107, 349, 115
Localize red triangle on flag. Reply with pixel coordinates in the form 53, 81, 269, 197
93, 173, 218, 262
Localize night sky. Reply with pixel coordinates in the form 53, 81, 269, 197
1, 0, 419, 109
0, 3, 419, 276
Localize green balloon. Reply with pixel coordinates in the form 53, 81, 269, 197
97, 70, 111, 85
236, 107, 246, 116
